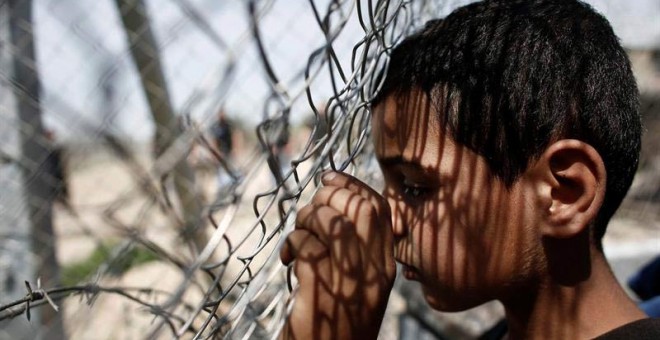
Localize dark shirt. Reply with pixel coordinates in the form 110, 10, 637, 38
480, 318, 660, 340
629, 256, 660, 301
595, 318, 660, 339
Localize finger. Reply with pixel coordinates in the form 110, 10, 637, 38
291, 207, 363, 297
296, 204, 364, 276
286, 235, 333, 294
280, 229, 327, 266
315, 178, 394, 261
312, 186, 396, 281
313, 172, 396, 275
296, 204, 355, 242
321, 171, 390, 219
312, 186, 380, 243
296, 204, 360, 254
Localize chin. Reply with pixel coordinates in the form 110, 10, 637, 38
422, 285, 488, 312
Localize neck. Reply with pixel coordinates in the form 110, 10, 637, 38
502, 248, 646, 340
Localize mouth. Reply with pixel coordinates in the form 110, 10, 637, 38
399, 262, 421, 281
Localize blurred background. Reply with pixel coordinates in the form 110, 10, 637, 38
0, 0, 657, 338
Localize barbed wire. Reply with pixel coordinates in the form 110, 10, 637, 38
1, 0, 658, 339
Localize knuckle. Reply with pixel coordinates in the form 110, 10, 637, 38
311, 187, 331, 204
294, 212, 307, 228
329, 213, 353, 234
292, 260, 306, 280
317, 185, 335, 197
279, 246, 291, 264
358, 203, 378, 222
297, 204, 314, 216
295, 204, 318, 227
280, 230, 303, 262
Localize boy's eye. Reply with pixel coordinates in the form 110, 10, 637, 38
401, 181, 429, 200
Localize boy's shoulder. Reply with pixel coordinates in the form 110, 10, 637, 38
595, 318, 660, 339
479, 318, 660, 340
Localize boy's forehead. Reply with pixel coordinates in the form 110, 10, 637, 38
371, 91, 448, 167
373, 91, 433, 131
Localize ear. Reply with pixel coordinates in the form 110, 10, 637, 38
531, 139, 606, 239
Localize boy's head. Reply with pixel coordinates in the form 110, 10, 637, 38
370, 0, 641, 310
373, 0, 641, 247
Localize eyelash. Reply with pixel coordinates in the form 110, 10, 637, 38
401, 182, 429, 200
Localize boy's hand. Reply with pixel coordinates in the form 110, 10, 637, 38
280, 171, 396, 340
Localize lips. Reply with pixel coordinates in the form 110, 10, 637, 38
401, 263, 420, 281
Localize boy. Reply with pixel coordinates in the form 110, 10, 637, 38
280, 0, 659, 338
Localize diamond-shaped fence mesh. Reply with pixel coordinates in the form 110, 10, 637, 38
0, 0, 658, 339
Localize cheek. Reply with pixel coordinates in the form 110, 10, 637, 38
461, 185, 539, 288
413, 201, 472, 284
415, 185, 524, 293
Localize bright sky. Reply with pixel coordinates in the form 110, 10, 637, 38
33, 0, 659, 142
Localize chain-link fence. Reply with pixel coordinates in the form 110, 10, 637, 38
0, 0, 658, 339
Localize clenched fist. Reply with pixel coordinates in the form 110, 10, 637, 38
280, 171, 396, 340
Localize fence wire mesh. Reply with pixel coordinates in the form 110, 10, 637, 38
0, 0, 658, 339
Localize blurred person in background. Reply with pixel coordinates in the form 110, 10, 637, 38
211, 110, 234, 191
44, 129, 69, 207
